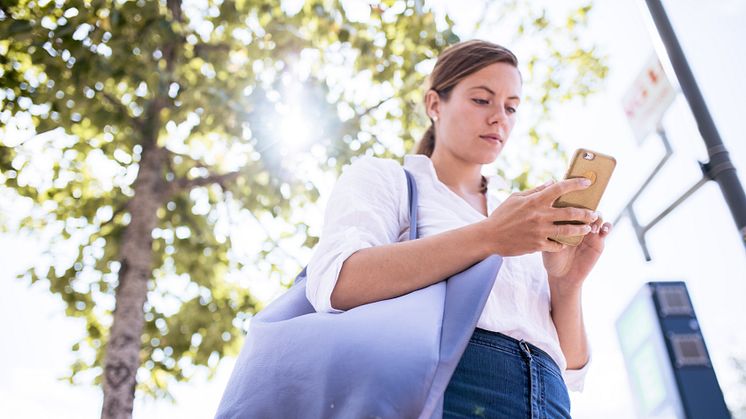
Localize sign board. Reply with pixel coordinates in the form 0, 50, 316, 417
616, 285, 683, 418
616, 282, 731, 419
622, 55, 677, 143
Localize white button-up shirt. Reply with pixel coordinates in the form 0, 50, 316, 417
306, 154, 589, 391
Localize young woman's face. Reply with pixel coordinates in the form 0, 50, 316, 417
428, 62, 522, 164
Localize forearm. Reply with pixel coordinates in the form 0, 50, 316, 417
549, 280, 589, 370
331, 221, 494, 311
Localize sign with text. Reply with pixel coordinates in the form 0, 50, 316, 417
622, 55, 677, 143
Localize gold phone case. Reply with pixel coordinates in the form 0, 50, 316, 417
552, 148, 616, 246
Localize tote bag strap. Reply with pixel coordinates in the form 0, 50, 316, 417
294, 167, 417, 284
404, 168, 418, 240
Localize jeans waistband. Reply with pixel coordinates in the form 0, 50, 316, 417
470, 328, 563, 379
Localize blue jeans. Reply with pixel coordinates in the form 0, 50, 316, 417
443, 328, 572, 418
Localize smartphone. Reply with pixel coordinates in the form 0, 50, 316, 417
551, 148, 616, 246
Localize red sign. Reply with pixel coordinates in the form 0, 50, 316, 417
622, 55, 677, 143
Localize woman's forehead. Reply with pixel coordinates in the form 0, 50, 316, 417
459, 63, 522, 95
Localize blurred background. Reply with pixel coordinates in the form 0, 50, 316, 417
1, 0, 744, 417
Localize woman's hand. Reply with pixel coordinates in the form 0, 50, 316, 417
542, 215, 612, 370
542, 215, 613, 289
481, 178, 598, 257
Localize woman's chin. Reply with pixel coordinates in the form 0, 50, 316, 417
475, 139, 505, 162
477, 148, 502, 164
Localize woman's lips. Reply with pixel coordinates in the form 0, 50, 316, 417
479, 135, 503, 144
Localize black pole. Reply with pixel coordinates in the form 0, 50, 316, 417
644, 0, 746, 248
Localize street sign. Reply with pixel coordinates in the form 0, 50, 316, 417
622, 54, 677, 143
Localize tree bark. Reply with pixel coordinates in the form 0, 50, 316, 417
100, 143, 166, 419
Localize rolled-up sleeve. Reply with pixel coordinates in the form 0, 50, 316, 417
305, 156, 409, 313
563, 349, 591, 391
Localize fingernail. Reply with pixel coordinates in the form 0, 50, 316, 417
581, 178, 592, 186
591, 225, 598, 234
602, 225, 609, 233
584, 225, 592, 233
592, 211, 600, 221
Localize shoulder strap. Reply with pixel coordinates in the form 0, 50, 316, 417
404, 168, 418, 240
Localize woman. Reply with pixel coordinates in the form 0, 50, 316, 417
305, 40, 612, 417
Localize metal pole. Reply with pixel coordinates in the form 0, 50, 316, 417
613, 128, 707, 261
644, 0, 746, 248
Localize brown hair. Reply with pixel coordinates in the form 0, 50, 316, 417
416, 40, 519, 157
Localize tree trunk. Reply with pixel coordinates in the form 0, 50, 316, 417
101, 1, 180, 415
100, 143, 166, 419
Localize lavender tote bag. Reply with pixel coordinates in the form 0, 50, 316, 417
215, 169, 503, 419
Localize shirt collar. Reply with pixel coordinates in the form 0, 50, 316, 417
403, 154, 507, 190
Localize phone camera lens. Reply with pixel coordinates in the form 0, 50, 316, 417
583, 152, 595, 160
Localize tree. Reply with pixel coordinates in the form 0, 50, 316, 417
0, 0, 606, 418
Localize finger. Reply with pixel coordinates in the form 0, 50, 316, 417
530, 179, 556, 193
552, 208, 599, 224
590, 214, 604, 234
543, 239, 566, 253
516, 179, 555, 197
538, 177, 592, 204
546, 223, 592, 239
599, 222, 612, 237
560, 224, 593, 237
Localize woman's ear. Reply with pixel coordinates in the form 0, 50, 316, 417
425, 90, 440, 122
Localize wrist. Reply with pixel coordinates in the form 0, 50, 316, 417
475, 219, 503, 256
549, 276, 583, 299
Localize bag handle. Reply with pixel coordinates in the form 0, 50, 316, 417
404, 168, 418, 241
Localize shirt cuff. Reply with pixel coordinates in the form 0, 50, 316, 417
563, 351, 592, 392
305, 227, 373, 314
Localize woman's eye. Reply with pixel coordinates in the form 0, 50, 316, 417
506, 106, 517, 114
472, 98, 489, 105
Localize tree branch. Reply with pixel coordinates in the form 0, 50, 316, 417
193, 42, 232, 58
168, 170, 241, 195
139, 0, 181, 147
242, 203, 305, 269
99, 201, 129, 230
101, 91, 143, 131
166, 149, 210, 169
357, 94, 395, 118
167, 0, 183, 23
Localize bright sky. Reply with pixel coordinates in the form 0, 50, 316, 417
2, 0, 745, 418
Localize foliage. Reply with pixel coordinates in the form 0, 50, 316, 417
0, 0, 607, 402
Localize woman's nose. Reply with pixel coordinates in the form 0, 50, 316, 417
487, 107, 506, 125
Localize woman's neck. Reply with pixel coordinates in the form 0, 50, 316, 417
429, 151, 483, 196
